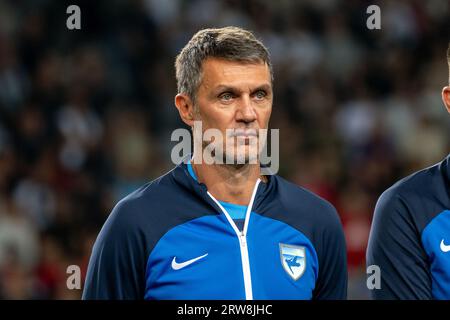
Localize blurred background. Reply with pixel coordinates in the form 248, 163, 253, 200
0, 0, 449, 299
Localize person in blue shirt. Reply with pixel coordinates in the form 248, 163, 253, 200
82, 26, 347, 300
367, 43, 450, 300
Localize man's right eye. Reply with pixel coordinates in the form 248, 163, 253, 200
219, 92, 234, 101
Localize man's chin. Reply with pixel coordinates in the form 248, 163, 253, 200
223, 150, 259, 165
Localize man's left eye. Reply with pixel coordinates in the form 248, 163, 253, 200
254, 91, 266, 99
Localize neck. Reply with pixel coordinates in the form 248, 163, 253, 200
192, 160, 262, 206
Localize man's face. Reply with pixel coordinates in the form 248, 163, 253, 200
194, 58, 273, 164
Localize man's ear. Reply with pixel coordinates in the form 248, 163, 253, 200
442, 86, 450, 114
174, 93, 196, 127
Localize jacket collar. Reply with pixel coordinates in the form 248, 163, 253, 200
170, 156, 276, 214
440, 153, 450, 184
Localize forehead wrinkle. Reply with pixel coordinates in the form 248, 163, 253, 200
199, 59, 271, 94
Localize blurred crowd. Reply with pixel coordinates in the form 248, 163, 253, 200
0, 0, 449, 299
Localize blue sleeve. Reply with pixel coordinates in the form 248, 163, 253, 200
313, 205, 348, 300
82, 200, 148, 299
366, 188, 432, 299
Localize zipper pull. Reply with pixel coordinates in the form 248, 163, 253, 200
239, 234, 247, 247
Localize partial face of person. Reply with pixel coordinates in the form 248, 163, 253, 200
443, 86, 450, 114
194, 58, 273, 164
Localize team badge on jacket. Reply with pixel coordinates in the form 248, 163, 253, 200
279, 243, 306, 281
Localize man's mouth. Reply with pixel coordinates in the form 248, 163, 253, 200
229, 128, 258, 138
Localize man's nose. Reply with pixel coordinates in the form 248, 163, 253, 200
235, 96, 257, 123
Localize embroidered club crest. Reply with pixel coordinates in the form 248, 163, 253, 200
279, 243, 306, 281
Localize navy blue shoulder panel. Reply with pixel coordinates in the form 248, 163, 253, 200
367, 155, 450, 299
254, 175, 348, 299
82, 164, 216, 299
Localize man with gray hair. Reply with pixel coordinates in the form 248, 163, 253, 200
83, 26, 347, 300
367, 43, 450, 299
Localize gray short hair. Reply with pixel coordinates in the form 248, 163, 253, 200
175, 26, 273, 103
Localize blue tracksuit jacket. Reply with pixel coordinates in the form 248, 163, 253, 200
83, 161, 347, 300
367, 154, 450, 299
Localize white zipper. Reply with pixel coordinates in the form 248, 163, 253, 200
238, 234, 252, 299
207, 179, 261, 300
